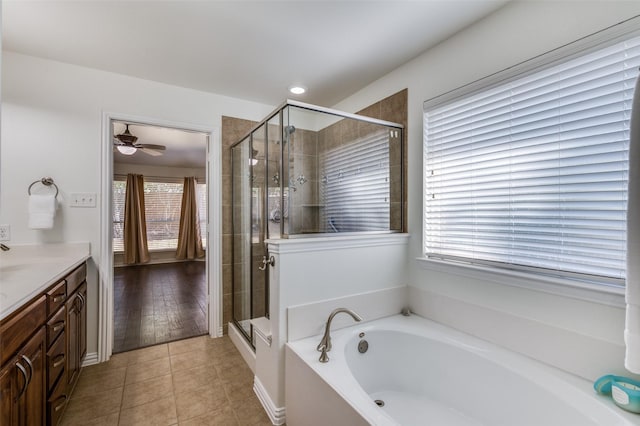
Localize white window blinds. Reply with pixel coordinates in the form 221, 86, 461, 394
424, 34, 640, 286
320, 130, 390, 232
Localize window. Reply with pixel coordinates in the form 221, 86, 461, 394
423, 34, 640, 287
113, 178, 207, 252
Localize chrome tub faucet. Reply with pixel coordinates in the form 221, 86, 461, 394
317, 307, 363, 363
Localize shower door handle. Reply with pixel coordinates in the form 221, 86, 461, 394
258, 256, 275, 271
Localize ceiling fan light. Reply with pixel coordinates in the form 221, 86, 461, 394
117, 145, 137, 155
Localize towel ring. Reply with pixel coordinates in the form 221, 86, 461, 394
28, 177, 59, 198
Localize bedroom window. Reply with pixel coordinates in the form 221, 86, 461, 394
113, 178, 207, 252
423, 33, 640, 287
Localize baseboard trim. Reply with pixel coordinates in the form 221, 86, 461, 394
82, 352, 99, 367
254, 376, 286, 425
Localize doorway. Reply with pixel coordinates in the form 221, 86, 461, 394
112, 121, 208, 352
99, 114, 221, 361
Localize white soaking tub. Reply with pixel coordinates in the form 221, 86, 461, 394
285, 314, 640, 426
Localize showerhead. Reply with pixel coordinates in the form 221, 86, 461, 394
285, 125, 296, 135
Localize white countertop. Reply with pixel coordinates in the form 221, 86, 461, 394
0, 242, 91, 321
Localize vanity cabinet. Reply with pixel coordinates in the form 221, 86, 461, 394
0, 262, 87, 426
0, 328, 46, 426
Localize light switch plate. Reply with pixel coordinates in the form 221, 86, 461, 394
70, 193, 97, 208
0, 225, 10, 241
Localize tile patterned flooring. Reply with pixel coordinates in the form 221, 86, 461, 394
61, 335, 272, 426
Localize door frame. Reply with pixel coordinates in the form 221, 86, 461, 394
98, 112, 221, 362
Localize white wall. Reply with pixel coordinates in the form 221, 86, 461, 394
1, 51, 274, 356
333, 1, 640, 381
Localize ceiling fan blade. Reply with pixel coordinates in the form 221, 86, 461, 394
139, 147, 164, 156
137, 143, 166, 151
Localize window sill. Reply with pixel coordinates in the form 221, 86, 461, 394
415, 257, 625, 308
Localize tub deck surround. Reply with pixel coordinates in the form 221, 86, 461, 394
286, 314, 640, 426
0, 242, 91, 320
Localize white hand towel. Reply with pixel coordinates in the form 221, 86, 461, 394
626, 73, 640, 374
28, 194, 56, 229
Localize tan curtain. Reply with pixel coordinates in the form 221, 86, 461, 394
123, 174, 150, 264
176, 177, 205, 260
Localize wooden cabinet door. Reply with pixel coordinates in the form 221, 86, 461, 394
78, 283, 87, 364
66, 281, 87, 392
17, 327, 46, 426
0, 328, 46, 426
0, 360, 16, 425
65, 294, 79, 390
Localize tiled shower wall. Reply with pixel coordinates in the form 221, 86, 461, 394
220, 89, 408, 333
222, 116, 256, 334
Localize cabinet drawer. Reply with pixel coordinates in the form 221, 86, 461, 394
47, 370, 68, 426
0, 295, 46, 366
47, 305, 66, 347
47, 331, 66, 392
46, 281, 67, 317
65, 263, 86, 296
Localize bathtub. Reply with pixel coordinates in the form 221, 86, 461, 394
285, 314, 639, 426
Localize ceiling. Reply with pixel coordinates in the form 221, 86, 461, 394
2, 0, 509, 107
113, 122, 207, 168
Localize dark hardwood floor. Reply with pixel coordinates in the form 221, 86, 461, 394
113, 261, 207, 353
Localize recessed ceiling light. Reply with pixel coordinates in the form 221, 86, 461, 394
289, 86, 306, 95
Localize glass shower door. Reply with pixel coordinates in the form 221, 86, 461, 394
231, 122, 275, 345
251, 124, 268, 324
232, 137, 252, 337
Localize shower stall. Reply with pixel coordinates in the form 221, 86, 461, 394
231, 100, 403, 345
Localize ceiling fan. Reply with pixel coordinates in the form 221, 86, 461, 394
113, 124, 166, 156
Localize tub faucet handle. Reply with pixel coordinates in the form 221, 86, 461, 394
401, 307, 411, 316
